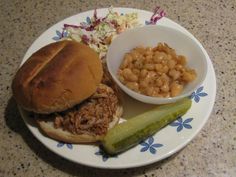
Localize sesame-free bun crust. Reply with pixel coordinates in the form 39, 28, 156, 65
12, 41, 103, 114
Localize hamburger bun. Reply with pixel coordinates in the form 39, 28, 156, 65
12, 41, 103, 114
13, 41, 123, 144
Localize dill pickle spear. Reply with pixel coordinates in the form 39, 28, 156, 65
102, 98, 192, 155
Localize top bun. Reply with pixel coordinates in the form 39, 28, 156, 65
12, 40, 103, 114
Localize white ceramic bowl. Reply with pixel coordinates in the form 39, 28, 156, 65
106, 25, 207, 104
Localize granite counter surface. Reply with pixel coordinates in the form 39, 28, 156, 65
0, 0, 235, 176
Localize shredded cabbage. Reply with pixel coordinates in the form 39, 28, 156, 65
63, 7, 141, 59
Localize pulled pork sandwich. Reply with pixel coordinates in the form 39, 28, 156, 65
12, 40, 123, 143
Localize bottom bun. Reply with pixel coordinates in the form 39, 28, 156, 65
37, 105, 123, 143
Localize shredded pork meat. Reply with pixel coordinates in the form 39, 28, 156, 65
38, 84, 119, 136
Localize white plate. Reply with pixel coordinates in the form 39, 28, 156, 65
19, 7, 216, 169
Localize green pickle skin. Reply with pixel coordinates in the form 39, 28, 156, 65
102, 98, 192, 155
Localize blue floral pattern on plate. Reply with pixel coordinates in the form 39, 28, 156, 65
190, 86, 208, 103
95, 147, 118, 162
52, 30, 68, 41
170, 117, 193, 132
139, 136, 163, 154
57, 142, 73, 149
86, 16, 91, 24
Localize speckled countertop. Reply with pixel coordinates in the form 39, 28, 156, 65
0, 0, 235, 176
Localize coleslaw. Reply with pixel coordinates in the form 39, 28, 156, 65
62, 7, 165, 60
63, 7, 140, 59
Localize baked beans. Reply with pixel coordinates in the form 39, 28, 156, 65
118, 43, 197, 98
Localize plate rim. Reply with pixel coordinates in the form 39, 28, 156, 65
19, 7, 216, 169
